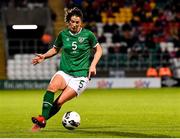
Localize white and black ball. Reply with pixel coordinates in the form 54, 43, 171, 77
62, 111, 81, 130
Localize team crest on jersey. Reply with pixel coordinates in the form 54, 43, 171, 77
78, 37, 85, 43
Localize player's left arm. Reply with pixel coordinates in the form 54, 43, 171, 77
88, 43, 102, 79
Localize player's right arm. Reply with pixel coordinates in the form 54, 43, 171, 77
32, 46, 60, 65
32, 31, 63, 65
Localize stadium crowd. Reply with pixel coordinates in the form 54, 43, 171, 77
1, 0, 179, 62
1, 0, 180, 77
65, 0, 180, 66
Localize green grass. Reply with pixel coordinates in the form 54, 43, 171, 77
0, 88, 180, 138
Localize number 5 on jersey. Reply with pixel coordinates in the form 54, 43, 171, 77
72, 42, 77, 50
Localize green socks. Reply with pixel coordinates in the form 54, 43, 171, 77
47, 102, 61, 120
47, 95, 61, 120
42, 91, 54, 120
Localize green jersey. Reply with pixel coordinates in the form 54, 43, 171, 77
54, 28, 98, 77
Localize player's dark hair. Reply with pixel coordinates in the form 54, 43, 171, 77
65, 7, 83, 23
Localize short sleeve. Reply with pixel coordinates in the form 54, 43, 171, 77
53, 32, 63, 48
89, 31, 98, 48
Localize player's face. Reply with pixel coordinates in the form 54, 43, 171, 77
69, 16, 82, 33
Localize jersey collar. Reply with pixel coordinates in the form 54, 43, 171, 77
69, 28, 82, 36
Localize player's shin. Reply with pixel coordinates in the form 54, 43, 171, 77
42, 91, 55, 120
47, 95, 61, 120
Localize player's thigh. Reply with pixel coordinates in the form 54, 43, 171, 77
47, 74, 66, 92
57, 86, 77, 105
69, 77, 89, 96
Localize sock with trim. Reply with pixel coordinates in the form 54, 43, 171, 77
42, 91, 54, 120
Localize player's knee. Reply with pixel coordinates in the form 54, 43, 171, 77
57, 98, 65, 107
47, 84, 59, 92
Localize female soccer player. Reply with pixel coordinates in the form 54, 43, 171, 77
31, 7, 102, 131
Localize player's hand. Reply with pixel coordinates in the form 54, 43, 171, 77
31, 54, 45, 65
88, 65, 96, 80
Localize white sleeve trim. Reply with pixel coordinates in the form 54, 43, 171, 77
53, 45, 58, 48
93, 43, 99, 48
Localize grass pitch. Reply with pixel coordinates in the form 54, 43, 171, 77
0, 88, 180, 138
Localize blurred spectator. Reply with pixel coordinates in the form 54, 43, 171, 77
111, 22, 119, 33
112, 29, 121, 43
175, 9, 180, 22
163, 4, 175, 22
119, 23, 137, 53
108, 43, 121, 54
131, 34, 149, 62
130, 14, 141, 28
103, 22, 112, 33
84, 22, 97, 33
176, 48, 180, 58
145, 33, 157, 53
167, 22, 179, 46
98, 34, 106, 43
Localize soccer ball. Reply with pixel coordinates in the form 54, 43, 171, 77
62, 111, 81, 130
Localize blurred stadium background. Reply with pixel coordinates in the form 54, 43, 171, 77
0, 0, 179, 87
1, 0, 180, 138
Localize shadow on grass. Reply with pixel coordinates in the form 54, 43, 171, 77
43, 125, 174, 138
